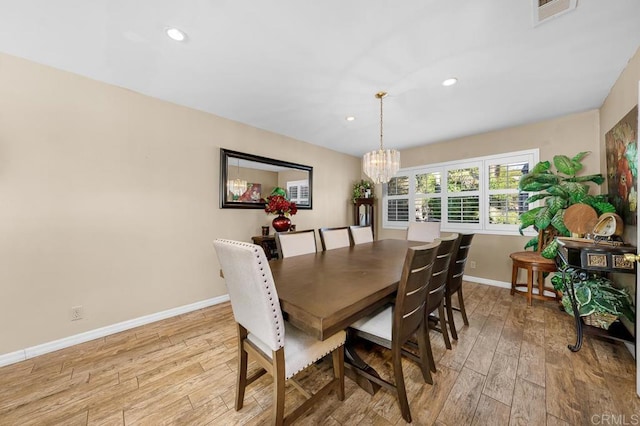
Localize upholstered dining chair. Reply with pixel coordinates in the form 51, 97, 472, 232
319, 227, 351, 251
275, 229, 317, 258
406, 221, 441, 242
349, 225, 373, 245
349, 241, 440, 423
213, 239, 345, 425
444, 233, 475, 340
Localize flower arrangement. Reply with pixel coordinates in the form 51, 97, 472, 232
352, 179, 374, 202
265, 195, 298, 217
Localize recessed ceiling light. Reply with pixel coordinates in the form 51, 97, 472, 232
442, 78, 458, 87
346, 116, 356, 122
166, 27, 187, 42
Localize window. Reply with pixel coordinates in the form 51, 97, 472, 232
382, 149, 538, 235
287, 180, 310, 205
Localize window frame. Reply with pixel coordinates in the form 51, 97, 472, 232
382, 149, 539, 236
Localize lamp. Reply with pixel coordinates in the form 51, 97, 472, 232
363, 91, 400, 184
227, 158, 247, 200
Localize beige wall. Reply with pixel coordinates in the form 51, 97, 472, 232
0, 53, 361, 354
599, 46, 640, 334
377, 110, 601, 283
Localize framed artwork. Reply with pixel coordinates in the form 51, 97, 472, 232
605, 105, 638, 225
238, 183, 262, 202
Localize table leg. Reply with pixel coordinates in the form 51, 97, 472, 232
564, 269, 583, 352
344, 330, 381, 395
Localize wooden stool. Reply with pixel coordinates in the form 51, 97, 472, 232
510, 251, 558, 305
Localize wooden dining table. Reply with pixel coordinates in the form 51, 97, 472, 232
269, 239, 425, 393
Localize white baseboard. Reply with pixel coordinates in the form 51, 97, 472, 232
463, 275, 511, 289
0, 350, 29, 368
0, 294, 230, 368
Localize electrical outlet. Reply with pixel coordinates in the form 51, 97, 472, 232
469, 261, 477, 269
70, 306, 83, 321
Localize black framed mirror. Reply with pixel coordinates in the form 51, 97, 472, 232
220, 148, 313, 209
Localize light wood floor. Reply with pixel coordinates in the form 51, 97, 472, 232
1, 282, 638, 425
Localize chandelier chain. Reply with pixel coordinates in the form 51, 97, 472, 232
379, 94, 384, 150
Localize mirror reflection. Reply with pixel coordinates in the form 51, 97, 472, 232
220, 149, 313, 209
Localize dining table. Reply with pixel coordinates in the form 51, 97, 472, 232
269, 238, 425, 393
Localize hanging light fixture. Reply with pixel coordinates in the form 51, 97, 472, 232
227, 158, 247, 200
362, 91, 400, 184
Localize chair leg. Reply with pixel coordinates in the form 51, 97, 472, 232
458, 287, 469, 326
445, 293, 458, 341
527, 267, 534, 306
332, 347, 345, 401
537, 268, 545, 299
392, 349, 412, 423
272, 349, 286, 426
425, 327, 436, 372
510, 263, 518, 295
416, 322, 434, 385
438, 303, 451, 350
235, 325, 248, 411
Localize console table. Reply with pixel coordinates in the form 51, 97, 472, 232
251, 235, 279, 260
556, 237, 636, 352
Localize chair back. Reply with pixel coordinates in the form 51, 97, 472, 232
447, 233, 474, 295
426, 234, 459, 314
393, 241, 440, 344
275, 229, 317, 258
537, 226, 558, 252
407, 222, 441, 242
319, 227, 351, 251
213, 239, 284, 352
349, 225, 374, 244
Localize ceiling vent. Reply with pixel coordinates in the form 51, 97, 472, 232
533, 0, 577, 26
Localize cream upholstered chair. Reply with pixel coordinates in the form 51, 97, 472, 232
349, 225, 373, 245
406, 221, 441, 242
319, 227, 351, 251
213, 239, 345, 425
445, 233, 475, 340
349, 241, 440, 423
275, 229, 317, 258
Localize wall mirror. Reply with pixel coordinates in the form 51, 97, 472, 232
220, 148, 313, 209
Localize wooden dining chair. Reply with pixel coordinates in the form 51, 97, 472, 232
275, 229, 317, 258
319, 227, 351, 251
406, 221, 441, 242
349, 241, 441, 423
213, 239, 345, 425
444, 233, 475, 340
349, 225, 373, 244
510, 227, 558, 306
421, 234, 459, 357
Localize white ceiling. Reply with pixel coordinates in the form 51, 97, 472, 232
1, 0, 639, 157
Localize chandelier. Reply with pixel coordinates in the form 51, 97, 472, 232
362, 91, 400, 184
227, 158, 247, 200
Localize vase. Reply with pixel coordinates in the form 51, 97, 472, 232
272, 214, 291, 232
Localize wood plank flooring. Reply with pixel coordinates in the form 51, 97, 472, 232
1, 282, 638, 425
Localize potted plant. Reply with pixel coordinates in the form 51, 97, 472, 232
517, 152, 616, 258
552, 268, 635, 329
352, 179, 374, 202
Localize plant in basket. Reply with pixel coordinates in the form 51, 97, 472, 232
552, 267, 635, 329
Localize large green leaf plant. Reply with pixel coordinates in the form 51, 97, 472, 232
551, 269, 635, 325
518, 152, 616, 258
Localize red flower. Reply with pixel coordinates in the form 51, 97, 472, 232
265, 195, 297, 216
